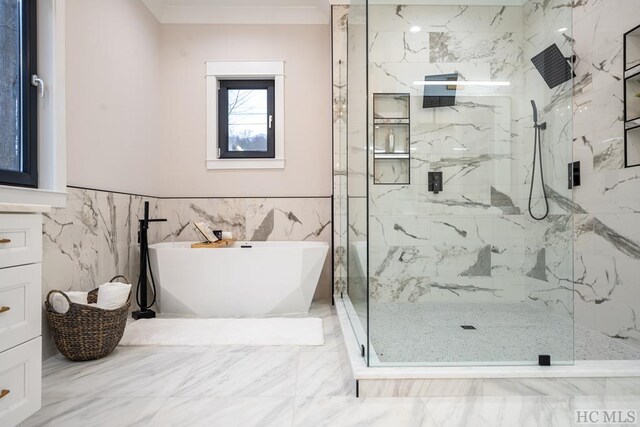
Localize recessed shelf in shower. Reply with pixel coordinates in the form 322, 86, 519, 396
373, 93, 411, 185
624, 23, 640, 167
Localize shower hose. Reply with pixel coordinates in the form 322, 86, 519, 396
528, 101, 549, 221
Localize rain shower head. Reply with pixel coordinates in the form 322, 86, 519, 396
531, 44, 574, 89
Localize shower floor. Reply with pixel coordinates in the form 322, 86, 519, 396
361, 302, 640, 365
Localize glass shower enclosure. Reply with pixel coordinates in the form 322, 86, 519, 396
344, 0, 574, 367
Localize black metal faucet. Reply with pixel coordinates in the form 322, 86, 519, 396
132, 201, 167, 320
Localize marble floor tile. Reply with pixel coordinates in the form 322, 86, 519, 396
606, 377, 640, 395
172, 350, 299, 397
27, 302, 640, 427
296, 351, 355, 397
423, 396, 545, 427
41, 347, 206, 399
148, 397, 295, 427
293, 397, 432, 427
22, 397, 168, 427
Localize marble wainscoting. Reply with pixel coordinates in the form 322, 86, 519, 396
42, 187, 333, 358
42, 187, 158, 358
155, 197, 333, 300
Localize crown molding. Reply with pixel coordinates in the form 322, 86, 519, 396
142, 0, 331, 24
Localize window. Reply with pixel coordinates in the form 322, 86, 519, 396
0, 0, 38, 187
218, 80, 275, 159
205, 61, 285, 170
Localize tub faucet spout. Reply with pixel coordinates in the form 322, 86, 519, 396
132, 201, 167, 320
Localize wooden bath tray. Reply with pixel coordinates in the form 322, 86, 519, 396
191, 239, 235, 249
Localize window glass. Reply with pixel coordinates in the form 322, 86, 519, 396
228, 89, 268, 152
0, 0, 21, 172
218, 79, 274, 159
0, 0, 37, 187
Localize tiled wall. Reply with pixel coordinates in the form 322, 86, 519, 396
332, 5, 348, 295
571, 0, 640, 343
334, 4, 574, 315
332, 2, 640, 345
42, 187, 332, 358
42, 188, 158, 358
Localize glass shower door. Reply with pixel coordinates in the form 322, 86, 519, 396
345, 0, 369, 354
365, 0, 574, 366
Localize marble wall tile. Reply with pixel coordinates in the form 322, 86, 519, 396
333, 3, 574, 319
333, 5, 349, 295
569, 0, 640, 344
42, 187, 334, 359
155, 197, 332, 299
331, 2, 640, 354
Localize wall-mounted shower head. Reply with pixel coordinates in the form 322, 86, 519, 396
531, 44, 574, 89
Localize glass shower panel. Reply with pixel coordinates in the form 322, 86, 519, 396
366, 1, 574, 366
345, 0, 369, 352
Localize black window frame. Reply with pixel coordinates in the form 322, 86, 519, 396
0, 0, 38, 188
218, 79, 275, 159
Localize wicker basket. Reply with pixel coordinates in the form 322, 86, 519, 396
45, 275, 132, 361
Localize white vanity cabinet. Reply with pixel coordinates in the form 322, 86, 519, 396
0, 205, 48, 426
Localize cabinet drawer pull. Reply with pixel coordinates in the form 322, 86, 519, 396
0, 238, 10, 244
0, 389, 9, 399
0, 307, 9, 314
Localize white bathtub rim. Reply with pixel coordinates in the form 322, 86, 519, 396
335, 294, 640, 380
150, 241, 329, 250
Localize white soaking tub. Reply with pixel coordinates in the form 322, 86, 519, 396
148, 241, 329, 317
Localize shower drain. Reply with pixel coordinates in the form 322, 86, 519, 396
460, 325, 477, 330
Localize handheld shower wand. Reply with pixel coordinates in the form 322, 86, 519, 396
528, 100, 549, 221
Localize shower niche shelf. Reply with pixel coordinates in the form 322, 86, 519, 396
624, 24, 640, 74
624, 24, 640, 167
373, 93, 410, 185
625, 123, 640, 167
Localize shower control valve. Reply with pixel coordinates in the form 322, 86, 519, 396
428, 171, 443, 194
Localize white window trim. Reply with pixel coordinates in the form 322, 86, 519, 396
0, 0, 67, 208
205, 61, 285, 170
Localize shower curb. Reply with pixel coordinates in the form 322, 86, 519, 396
334, 295, 640, 398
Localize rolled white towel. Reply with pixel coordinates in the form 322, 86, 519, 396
97, 282, 131, 310
222, 231, 233, 240
49, 291, 89, 314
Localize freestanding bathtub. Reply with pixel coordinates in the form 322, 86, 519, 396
148, 241, 329, 317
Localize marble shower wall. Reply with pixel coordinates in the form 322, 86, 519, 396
333, 5, 348, 295
362, 4, 573, 315
570, 0, 640, 344
331, 1, 640, 345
